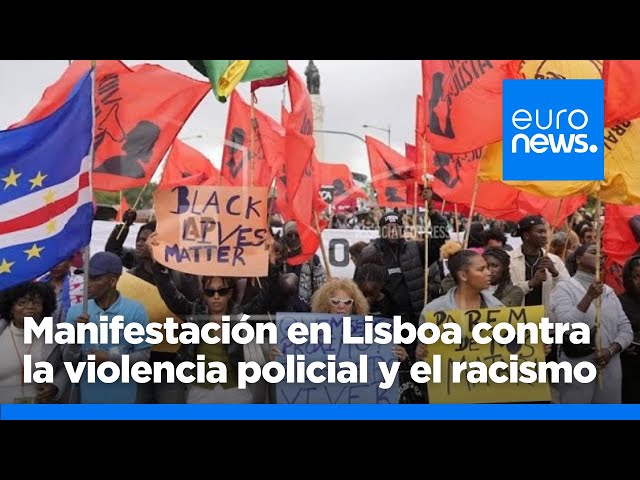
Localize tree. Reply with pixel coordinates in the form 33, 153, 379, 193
94, 183, 158, 210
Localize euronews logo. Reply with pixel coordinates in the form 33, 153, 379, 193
502, 79, 604, 181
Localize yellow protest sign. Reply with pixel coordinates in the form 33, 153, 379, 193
152, 186, 269, 277
424, 306, 551, 404
117, 271, 181, 353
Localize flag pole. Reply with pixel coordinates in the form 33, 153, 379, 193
249, 93, 256, 188
594, 189, 603, 388
562, 213, 577, 261
314, 211, 331, 279
413, 180, 418, 232
463, 178, 480, 250
546, 198, 564, 251
115, 184, 148, 241
422, 134, 429, 305
83, 60, 97, 317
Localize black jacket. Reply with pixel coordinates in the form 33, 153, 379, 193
151, 262, 280, 368
105, 223, 201, 302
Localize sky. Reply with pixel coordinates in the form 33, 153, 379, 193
0, 60, 422, 180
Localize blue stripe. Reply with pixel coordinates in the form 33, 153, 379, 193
0, 71, 93, 205
3, 404, 640, 420
0, 202, 93, 290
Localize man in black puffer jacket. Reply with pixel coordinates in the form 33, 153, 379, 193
358, 208, 449, 328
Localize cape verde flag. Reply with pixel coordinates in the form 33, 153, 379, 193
0, 70, 94, 291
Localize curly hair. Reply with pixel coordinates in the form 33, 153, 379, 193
483, 247, 512, 297
311, 278, 369, 315
0, 282, 57, 322
440, 240, 463, 260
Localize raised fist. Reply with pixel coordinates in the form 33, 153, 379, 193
122, 209, 137, 226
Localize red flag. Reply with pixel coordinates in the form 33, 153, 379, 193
285, 66, 314, 135
279, 67, 327, 265
603, 204, 640, 294
366, 136, 415, 208
159, 139, 221, 189
284, 131, 321, 265
115, 195, 130, 222
220, 91, 285, 187
405, 144, 416, 163
425, 143, 584, 226
319, 163, 367, 197
604, 60, 640, 127
12, 60, 210, 192
422, 60, 518, 153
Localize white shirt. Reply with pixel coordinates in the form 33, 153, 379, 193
0, 323, 45, 403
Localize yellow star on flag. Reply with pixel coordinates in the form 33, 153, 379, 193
29, 171, 47, 190
23, 244, 45, 260
2, 169, 21, 190
0, 258, 14, 274
43, 190, 56, 205
46, 219, 57, 234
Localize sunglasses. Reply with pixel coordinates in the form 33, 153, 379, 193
330, 298, 354, 307
203, 287, 232, 297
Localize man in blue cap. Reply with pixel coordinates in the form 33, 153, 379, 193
64, 251, 151, 404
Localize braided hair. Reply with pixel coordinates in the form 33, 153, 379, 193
483, 247, 512, 298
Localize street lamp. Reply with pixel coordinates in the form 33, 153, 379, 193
179, 134, 204, 141
362, 124, 391, 146
313, 129, 366, 144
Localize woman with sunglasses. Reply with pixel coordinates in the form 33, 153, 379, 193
310, 278, 369, 315
147, 232, 281, 404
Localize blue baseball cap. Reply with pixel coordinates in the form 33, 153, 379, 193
87, 252, 123, 276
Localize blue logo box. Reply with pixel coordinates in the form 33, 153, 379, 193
502, 79, 604, 181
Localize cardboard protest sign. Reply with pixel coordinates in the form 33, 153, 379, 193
152, 186, 269, 277
424, 306, 551, 404
275, 313, 398, 404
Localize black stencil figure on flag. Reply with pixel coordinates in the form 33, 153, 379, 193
225, 127, 247, 179
94, 120, 161, 179
428, 72, 455, 139
379, 154, 411, 204
332, 178, 346, 196
433, 152, 460, 189
385, 186, 405, 203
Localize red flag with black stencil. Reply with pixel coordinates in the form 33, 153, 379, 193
424, 142, 584, 226
421, 60, 518, 153
283, 130, 322, 265
279, 67, 327, 265
366, 135, 414, 208
220, 91, 284, 187
319, 162, 367, 211
12, 60, 210, 192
